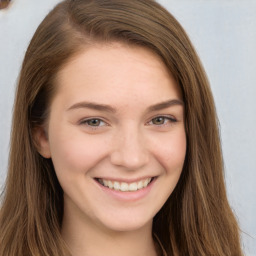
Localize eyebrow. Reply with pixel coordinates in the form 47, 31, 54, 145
67, 99, 184, 113
67, 102, 116, 113
147, 99, 184, 112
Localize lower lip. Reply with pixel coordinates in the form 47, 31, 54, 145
95, 178, 157, 202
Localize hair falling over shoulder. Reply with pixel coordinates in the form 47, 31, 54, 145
0, 0, 244, 255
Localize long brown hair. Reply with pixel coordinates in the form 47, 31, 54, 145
0, 0, 243, 255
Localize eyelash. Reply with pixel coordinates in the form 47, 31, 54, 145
79, 118, 108, 128
147, 115, 177, 126
79, 115, 177, 129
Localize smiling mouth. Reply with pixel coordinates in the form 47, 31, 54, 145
95, 177, 154, 192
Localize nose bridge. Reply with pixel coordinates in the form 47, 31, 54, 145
110, 123, 149, 170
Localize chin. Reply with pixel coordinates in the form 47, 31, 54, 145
102, 219, 152, 233
94, 208, 156, 233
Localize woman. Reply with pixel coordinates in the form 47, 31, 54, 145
0, 0, 243, 255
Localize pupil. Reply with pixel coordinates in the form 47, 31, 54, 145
153, 117, 164, 125
89, 119, 100, 126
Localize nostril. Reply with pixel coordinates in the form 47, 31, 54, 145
0, 0, 11, 10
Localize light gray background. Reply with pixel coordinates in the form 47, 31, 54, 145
0, 0, 255, 255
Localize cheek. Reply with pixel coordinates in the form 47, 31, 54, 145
48, 128, 110, 176
151, 129, 186, 172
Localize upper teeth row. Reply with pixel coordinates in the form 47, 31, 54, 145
98, 178, 152, 192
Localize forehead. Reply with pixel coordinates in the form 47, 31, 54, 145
54, 42, 182, 108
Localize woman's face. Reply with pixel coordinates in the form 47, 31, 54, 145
37, 43, 186, 232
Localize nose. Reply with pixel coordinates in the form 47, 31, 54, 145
110, 126, 149, 170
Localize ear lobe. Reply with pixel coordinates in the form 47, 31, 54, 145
33, 126, 51, 158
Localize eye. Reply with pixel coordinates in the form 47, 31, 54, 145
80, 118, 107, 127
149, 116, 177, 126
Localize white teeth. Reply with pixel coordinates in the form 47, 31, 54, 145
113, 181, 120, 190
144, 178, 150, 187
137, 180, 143, 189
120, 182, 129, 191
98, 178, 153, 192
108, 180, 114, 189
129, 182, 138, 191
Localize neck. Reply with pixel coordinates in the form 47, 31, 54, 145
61, 203, 158, 256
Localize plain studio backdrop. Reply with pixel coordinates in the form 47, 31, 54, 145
0, 0, 255, 255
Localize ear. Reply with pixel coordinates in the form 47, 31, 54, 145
33, 126, 51, 158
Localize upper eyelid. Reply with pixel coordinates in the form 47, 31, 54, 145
147, 114, 177, 123
78, 117, 108, 124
